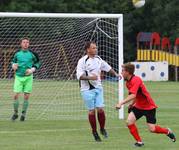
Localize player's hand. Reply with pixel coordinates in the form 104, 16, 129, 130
12, 63, 18, 71
115, 102, 122, 110
89, 74, 98, 80
128, 104, 133, 109
128, 104, 133, 113
115, 73, 122, 80
25, 67, 36, 75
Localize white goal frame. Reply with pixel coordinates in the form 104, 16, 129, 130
0, 12, 124, 119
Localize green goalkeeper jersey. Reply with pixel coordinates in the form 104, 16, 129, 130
12, 49, 41, 77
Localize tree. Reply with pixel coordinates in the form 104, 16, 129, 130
0, 0, 178, 62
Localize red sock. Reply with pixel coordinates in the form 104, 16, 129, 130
88, 113, 97, 133
97, 110, 106, 130
128, 124, 142, 142
153, 125, 169, 134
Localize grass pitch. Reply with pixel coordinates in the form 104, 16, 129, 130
0, 81, 178, 150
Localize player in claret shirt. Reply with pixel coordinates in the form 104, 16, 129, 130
11, 37, 41, 121
116, 63, 176, 147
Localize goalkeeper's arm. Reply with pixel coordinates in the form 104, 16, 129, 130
11, 50, 19, 71
30, 50, 41, 70
25, 50, 41, 75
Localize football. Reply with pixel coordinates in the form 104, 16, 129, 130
132, 0, 145, 8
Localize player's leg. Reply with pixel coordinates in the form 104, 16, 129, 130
96, 107, 108, 138
88, 109, 101, 142
11, 93, 20, 120
127, 107, 144, 147
95, 88, 108, 138
81, 89, 101, 142
20, 75, 33, 121
146, 109, 176, 142
20, 93, 30, 121
11, 75, 23, 121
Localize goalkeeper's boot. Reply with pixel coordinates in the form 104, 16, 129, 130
93, 132, 102, 142
11, 113, 18, 121
20, 115, 25, 121
20, 111, 26, 122
100, 128, 108, 138
134, 142, 144, 147
167, 128, 176, 142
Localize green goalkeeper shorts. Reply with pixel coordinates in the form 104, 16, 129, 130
13, 75, 33, 93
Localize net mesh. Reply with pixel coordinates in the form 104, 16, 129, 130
0, 16, 120, 120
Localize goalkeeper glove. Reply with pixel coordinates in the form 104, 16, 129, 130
26, 67, 36, 75
12, 63, 18, 71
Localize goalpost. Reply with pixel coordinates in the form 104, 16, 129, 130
0, 13, 124, 120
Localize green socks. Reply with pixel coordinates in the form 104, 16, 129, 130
13, 100, 19, 113
13, 100, 29, 115
22, 100, 29, 114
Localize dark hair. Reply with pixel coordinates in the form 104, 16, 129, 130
122, 63, 135, 75
20, 37, 30, 43
84, 41, 96, 50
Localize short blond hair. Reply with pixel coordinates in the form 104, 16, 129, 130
122, 63, 135, 75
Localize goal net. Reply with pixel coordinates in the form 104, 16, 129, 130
0, 13, 123, 120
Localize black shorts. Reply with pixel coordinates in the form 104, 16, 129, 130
128, 107, 157, 124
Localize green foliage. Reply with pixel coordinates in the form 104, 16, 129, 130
0, 0, 178, 62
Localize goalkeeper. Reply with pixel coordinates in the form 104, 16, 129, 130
11, 37, 41, 121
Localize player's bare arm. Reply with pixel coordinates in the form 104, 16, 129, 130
108, 69, 122, 80
80, 73, 98, 80
116, 94, 136, 109
108, 69, 119, 77
128, 100, 136, 109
